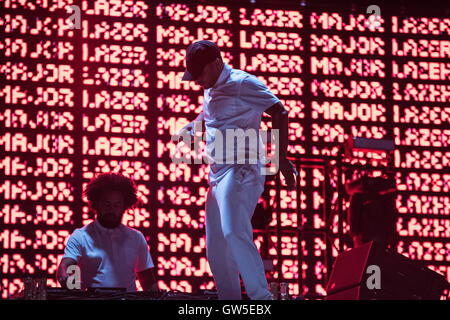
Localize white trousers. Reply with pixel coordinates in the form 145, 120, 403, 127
206, 165, 272, 300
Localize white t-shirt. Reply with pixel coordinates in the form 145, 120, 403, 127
203, 63, 280, 185
62, 220, 154, 291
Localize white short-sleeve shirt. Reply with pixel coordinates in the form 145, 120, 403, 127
63, 220, 154, 291
203, 63, 280, 185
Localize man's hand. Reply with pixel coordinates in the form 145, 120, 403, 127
177, 112, 204, 143
57, 273, 69, 289
56, 257, 77, 289
279, 158, 298, 191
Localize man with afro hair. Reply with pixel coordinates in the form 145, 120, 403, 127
57, 173, 158, 292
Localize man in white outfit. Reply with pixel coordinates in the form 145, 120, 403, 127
179, 40, 297, 300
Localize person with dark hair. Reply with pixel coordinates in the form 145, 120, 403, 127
56, 173, 158, 292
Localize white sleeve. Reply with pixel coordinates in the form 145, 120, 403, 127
62, 229, 83, 262
135, 232, 154, 272
240, 75, 281, 115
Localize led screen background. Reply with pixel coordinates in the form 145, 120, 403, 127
1, 0, 449, 298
